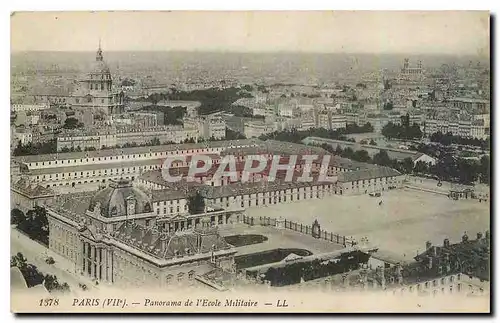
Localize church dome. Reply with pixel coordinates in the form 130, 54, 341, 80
90, 60, 111, 76
88, 179, 152, 218
88, 43, 111, 77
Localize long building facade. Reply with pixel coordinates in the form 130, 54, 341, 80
46, 179, 238, 288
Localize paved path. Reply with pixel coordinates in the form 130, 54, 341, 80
219, 224, 344, 256
10, 227, 102, 294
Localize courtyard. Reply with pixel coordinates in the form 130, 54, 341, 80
244, 188, 490, 262
218, 224, 344, 257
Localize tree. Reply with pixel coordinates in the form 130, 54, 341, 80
188, 191, 205, 214
11, 208, 25, 225
63, 117, 82, 129
478, 155, 490, 184
352, 150, 371, 162
383, 102, 394, 110
400, 114, 410, 128
17, 206, 49, 246
150, 137, 161, 146
401, 157, 415, 174
414, 160, 429, 174
10, 252, 27, 269
382, 121, 422, 140
456, 158, 479, 184
373, 150, 391, 166
43, 274, 70, 293
226, 128, 246, 140
241, 85, 253, 92
13, 139, 58, 156
369, 139, 377, 146
340, 147, 354, 159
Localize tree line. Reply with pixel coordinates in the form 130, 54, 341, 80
10, 252, 70, 293
320, 144, 416, 175
13, 139, 57, 156
143, 87, 254, 116
258, 123, 374, 144
380, 116, 490, 150
248, 250, 369, 287
11, 206, 49, 246
430, 131, 490, 149
320, 143, 490, 185
381, 119, 423, 140
140, 105, 186, 125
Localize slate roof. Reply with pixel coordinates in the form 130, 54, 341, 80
11, 178, 55, 198
14, 138, 263, 164
111, 221, 232, 260
337, 166, 401, 183
88, 179, 152, 218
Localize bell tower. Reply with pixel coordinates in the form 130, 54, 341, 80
96, 39, 103, 62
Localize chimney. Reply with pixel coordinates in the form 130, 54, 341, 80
443, 238, 450, 248
426, 241, 432, 250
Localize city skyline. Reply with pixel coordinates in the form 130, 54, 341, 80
11, 11, 489, 55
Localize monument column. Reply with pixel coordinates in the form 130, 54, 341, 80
97, 247, 102, 280
90, 245, 95, 279
82, 241, 86, 274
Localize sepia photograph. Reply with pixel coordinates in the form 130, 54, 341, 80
9, 10, 491, 313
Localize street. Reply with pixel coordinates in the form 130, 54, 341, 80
10, 227, 102, 295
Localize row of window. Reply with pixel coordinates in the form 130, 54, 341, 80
50, 239, 76, 261
41, 176, 134, 188
35, 166, 158, 180
208, 186, 335, 207
210, 185, 334, 204
90, 83, 111, 91
156, 205, 187, 215
30, 148, 223, 167
165, 271, 196, 283
90, 74, 111, 80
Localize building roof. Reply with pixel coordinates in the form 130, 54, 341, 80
198, 177, 335, 199
11, 178, 54, 198
88, 179, 152, 218
23, 158, 164, 175
15, 138, 263, 164
370, 249, 408, 265
50, 192, 96, 221
110, 221, 232, 260
151, 188, 189, 202
413, 235, 490, 282
337, 166, 401, 183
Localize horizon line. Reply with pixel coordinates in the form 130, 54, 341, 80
10, 49, 489, 57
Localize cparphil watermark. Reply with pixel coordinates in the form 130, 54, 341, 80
160, 154, 338, 183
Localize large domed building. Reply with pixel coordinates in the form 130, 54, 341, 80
71, 42, 124, 116
43, 178, 237, 289
88, 179, 153, 218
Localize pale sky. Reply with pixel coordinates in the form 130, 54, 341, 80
11, 11, 490, 55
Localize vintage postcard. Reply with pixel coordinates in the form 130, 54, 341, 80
10, 11, 490, 313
